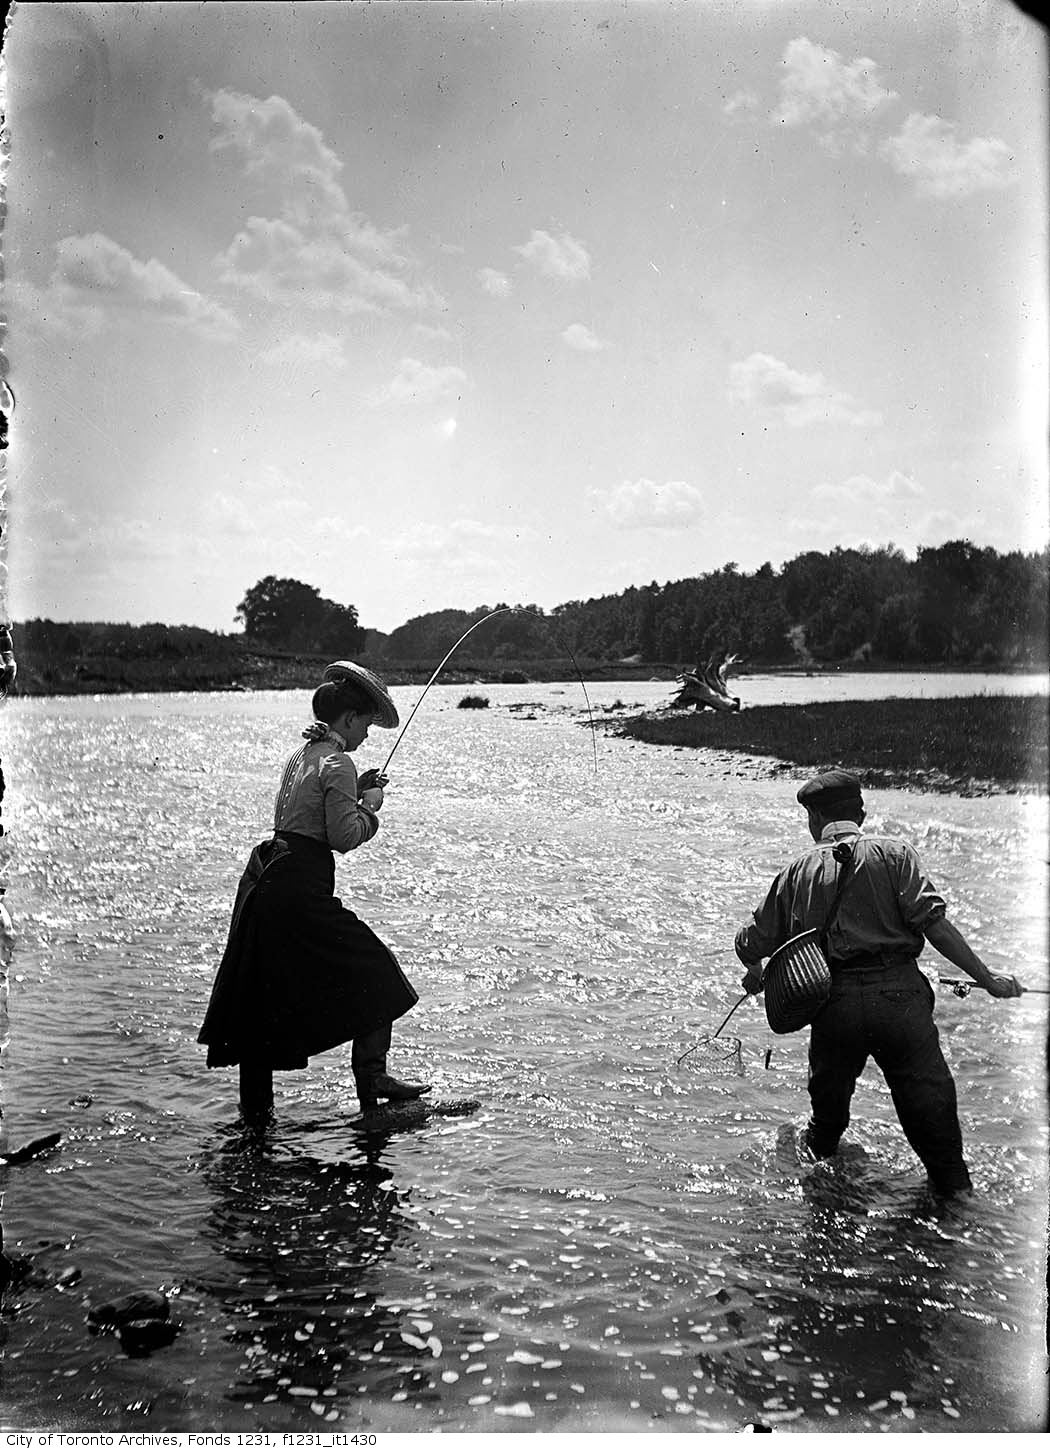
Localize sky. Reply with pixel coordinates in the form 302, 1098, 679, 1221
1, 0, 1047, 636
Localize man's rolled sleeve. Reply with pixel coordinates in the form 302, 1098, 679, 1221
735, 877, 786, 966
894, 843, 947, 932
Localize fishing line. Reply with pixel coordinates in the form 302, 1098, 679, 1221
549, 628, 599, 776
380, 606, 598, 777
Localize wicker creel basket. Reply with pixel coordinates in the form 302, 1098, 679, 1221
763, 927, 832, 1034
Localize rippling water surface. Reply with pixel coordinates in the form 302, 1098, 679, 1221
0, 676, 1046, 1432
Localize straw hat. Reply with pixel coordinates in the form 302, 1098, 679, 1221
321, 660, 400, 729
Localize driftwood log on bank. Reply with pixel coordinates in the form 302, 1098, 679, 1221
668, 650, 743, 712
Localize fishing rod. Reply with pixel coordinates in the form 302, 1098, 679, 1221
676, 970, 1044, 1076
379, 607, 598, 777
697, 953, 1046, 992
938, 977, 1048, 997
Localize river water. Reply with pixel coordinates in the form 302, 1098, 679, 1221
0, 674, 1047, 1432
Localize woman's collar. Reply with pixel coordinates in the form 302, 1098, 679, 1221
301, 721, 348, 748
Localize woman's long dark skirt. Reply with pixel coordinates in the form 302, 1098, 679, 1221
198, 832, 418, 1071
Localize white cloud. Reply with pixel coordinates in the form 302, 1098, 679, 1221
210, 89, 339, 182
772, 37, 897, 135
209, 89, 400, 256
785, 474, 979, 556
217, 216, 442, 315
412, 321, 455, 343
202, 471, 371, 551
479, 267, 512, 297
723, 89, 760, 119
514, 229, 592, 282
786, 504, 981, 557
12, 501, 185, 577
811, 471, 923, 505
728, 352, 883, 428
390, 518, 538, 576
368, 357, 468, 407
562, 322, 608, 352
47, 233, 239, 339
6, 276, 105, 339
208, 88, 444, 314
880, 112, 1016, 199
589, 478, 704, 530
259, 331, 347, 370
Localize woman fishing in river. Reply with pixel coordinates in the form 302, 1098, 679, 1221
198, 662, 429, 1120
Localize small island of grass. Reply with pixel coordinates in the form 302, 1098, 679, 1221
616, 694, 1048, 796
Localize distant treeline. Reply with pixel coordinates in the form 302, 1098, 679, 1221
9, 539, 1049, 696
384, 541, 1049, 668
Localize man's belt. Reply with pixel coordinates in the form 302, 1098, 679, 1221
830, 949, 916, 970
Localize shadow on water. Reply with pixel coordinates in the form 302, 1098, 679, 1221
191, 1116, 424, 1420
187, 1098, 481, 1426
686, 1122, 1046, 1431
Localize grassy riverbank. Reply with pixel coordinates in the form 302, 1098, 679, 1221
617, 694, 1049, 795
9, 636, 683, 695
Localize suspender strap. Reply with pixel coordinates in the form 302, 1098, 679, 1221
818, 841, 856, 956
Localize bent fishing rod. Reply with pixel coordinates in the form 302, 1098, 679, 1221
378, 606, 598, 778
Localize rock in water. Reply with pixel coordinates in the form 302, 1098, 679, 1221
118, 1317, 181, 1356
88, 1289, 171, 1330
1, 1131, 62, 1165
351, 1098, 481, 1133
429, 1098, 481, 1118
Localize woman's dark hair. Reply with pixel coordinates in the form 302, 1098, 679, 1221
311, 678, 374, 723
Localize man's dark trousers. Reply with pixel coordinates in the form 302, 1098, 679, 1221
805, 960, 972, 1194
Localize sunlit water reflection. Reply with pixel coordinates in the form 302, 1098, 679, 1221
0, 676, 1046, 1431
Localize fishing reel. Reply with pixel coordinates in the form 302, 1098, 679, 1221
949, 980, 972, 998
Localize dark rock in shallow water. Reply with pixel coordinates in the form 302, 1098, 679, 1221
351, 1098, 481, 1134
88, 1289, 170, 1330
118, 1316, 182, 1356
2, 1237, 80, 1293
1, 1131, 62, 1165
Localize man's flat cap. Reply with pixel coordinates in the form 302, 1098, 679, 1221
796, 769, 863, 810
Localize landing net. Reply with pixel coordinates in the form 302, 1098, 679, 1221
677, 1033, 745, 1076
676, 991, 749, 1075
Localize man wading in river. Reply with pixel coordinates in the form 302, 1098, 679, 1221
734, 769, 1023, 1196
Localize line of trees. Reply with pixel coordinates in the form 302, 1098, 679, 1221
12, 541, 1049, 684
14, 619, 227, 661
383, 542, 1048, 668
